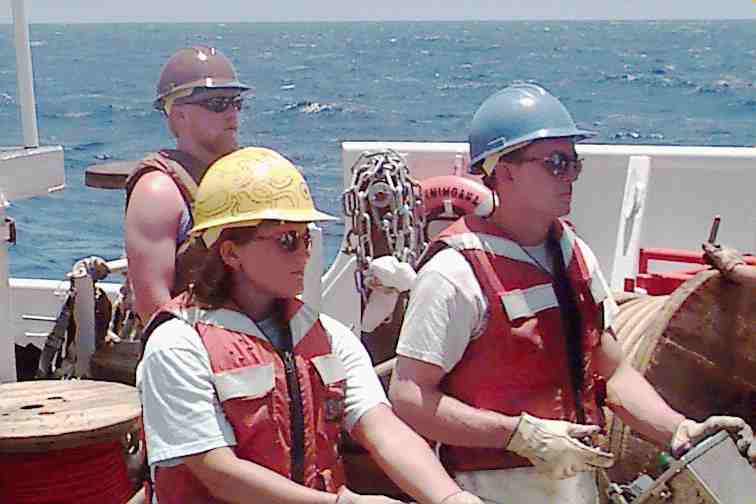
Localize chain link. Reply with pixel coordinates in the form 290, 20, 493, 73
342, 149, 427, 303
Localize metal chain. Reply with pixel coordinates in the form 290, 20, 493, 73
342, 149, 427, 303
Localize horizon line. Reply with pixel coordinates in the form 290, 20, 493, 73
1, 17, 756, 25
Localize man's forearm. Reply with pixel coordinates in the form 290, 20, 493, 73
351, 404, 462, 504
606, 363, 685, 447
390, 376, 518, 449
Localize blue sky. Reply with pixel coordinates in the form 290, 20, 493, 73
1, 0, 755, 23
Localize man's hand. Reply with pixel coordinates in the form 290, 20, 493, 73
335, 486, 405, 504
671, 416, 755, 463
702, 242, 746, 277
506, 413, 614, 480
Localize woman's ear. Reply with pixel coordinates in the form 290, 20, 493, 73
219, 240, 241, 271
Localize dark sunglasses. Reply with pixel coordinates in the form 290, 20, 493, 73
521, 151, 583, 179
254, 229, 312, 253
185, 95, 244, 113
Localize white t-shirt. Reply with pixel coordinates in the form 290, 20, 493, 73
137, 308, 388, 468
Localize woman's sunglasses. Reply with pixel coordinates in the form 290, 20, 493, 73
253, 230, 312, 253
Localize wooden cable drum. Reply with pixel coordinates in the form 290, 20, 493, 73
0, 380, 142, 504
605, 270, 756, 485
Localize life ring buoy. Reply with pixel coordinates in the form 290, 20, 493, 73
420, 175, 494, 223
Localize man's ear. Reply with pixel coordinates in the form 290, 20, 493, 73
495, 158, 515, 182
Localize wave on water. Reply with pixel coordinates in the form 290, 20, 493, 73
283, 100, 341, 114
596, 71, 698, 90
70, 141, 106, 152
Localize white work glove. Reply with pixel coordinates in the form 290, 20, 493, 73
671, 416, 756, 463
506, 413, 615, 480
335, 486, 405, 504
365, 256, 417, 292
439, 490, 484, 504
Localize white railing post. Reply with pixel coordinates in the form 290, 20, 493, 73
0, 192, 17, 383
610, 155, 652, 291
11, 0, 40, 148
70, 260, 97, 377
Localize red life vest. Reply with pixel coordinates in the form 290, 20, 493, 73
433, 216, 609, 473
146, 294, 346, 503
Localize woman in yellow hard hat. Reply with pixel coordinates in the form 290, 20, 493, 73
136, 147, 482, 504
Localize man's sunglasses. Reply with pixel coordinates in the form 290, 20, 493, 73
184, 95, 244, 113
520, 151, 583, 180
253, 230, 312, 253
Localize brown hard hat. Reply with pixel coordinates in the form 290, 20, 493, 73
154, 46, 250, 111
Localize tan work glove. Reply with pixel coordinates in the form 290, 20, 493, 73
671, 416, 756, 463
335, 486, 405, 504
506, 413, 614, 480
702, 242, 745, 279
439, 490, 484, 504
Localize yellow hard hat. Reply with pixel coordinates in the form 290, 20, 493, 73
191, 147, 336, 246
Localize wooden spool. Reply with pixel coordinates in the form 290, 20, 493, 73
0, 380, 141, 452
85, 160, 138, 190
0, 380, 142, 503
606, 270, 756, 484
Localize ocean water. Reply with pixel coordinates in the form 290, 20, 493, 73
1, 20, 755, 279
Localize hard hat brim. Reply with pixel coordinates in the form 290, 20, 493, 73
154, 80, 253, 111
469, 127, 596, 175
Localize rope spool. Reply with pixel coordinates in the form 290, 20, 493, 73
604, 269, 756, 485
0, 380, 142, 504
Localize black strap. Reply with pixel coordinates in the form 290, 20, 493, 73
36, 292, 74, 379
270, 306, 306, 484
547, 235, 587, 424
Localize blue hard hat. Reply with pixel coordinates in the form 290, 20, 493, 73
468, 83, 596, 175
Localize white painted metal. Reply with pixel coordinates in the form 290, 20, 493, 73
610, 156, 652, 292
71, 261, 97, 378
0, 198, 17, 383
0, 147, 65, 201
11, 0, 39, 148
106, 258, 128, 275
320, 254, 360, 332
301, 224, 324, 312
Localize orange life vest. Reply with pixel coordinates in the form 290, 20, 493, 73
432, 216, 608, 473
145, 294, 346, 503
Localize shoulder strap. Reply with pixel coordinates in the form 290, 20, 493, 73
125, 150, 209, 210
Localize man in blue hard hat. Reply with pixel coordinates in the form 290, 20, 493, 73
389, 83, 755, 503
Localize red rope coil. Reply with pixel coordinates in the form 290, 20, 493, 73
0, 441, 134, 504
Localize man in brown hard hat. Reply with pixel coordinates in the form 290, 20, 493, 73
125, 46, 251, 324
